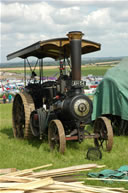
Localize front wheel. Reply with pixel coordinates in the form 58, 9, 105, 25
93, 117, 113, 151
48, 120, 66, 154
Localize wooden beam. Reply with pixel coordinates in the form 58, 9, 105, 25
30, 164, 101, 178
0, 176, 37, 183
0, 183, 23, 188
5, 177, 53, 190
0, 168, 16, 175
5, 164, 52, 177
27, 190, 73, 193
86, 178, 128, 182
0, 190, 24, 193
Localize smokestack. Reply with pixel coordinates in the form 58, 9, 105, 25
67, 31, 84, 81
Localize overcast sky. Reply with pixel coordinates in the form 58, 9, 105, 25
1, 0, 128, 63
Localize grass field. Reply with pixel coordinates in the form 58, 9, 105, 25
3, 65, 112, 77
0, 103, 128, 189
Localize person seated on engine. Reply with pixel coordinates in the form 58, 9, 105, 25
31, 71, 37, 78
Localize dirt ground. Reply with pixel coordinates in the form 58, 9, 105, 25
0, 66, 58, 71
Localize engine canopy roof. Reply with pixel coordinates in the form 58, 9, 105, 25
7, 37, 101, 61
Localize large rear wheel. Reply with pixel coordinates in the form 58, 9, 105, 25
48, 120, 66, 154
12, 92, 35, 138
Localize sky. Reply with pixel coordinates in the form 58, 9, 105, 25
1, 0, 128, 63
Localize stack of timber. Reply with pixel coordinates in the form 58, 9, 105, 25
0, 164, 127, 193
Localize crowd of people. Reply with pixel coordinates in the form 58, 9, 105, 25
1, 87, 24, 104
2, 94, 13, 104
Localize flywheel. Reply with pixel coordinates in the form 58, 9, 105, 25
12, 92, 35, 139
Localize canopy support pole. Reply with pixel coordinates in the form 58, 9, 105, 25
39, 58, 43, 84
24, 58, 27, 86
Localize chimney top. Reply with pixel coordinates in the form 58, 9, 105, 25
67, 31, 84, 40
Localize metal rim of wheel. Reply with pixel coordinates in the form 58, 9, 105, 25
12, 92, 35, 139
48, 119, 66, 154
93, 116, 113, 151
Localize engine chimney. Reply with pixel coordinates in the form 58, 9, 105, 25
67, 31, 84, 81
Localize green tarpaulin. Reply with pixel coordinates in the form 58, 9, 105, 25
92, 57, 128, 121
88, 165, 128, 180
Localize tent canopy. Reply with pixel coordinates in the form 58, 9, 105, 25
92, 57, 128, 121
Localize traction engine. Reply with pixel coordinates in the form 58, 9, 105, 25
7, 31, 113, 153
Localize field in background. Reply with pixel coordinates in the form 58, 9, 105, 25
1, 65, 112, 77
0, 103, 128, 189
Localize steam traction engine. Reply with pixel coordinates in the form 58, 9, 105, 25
7, 31, 113, 153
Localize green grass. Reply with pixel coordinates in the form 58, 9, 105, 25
6, 65, 112, 77
0, 103, 128, 189
82, 66, 112, 76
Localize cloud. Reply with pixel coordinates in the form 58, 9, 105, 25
1, 0, 128, 62
1, 2, 54, 30
82, 8, 112, 36
52, 6, 81, 24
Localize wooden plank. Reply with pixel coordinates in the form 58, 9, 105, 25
5, 164, 52, 177
86, 177, 128, 182
103, 188, 128, 193
107, 188, 128, 193
77, 185, 127, 192
24, 163, 52, 171
0, 190, 24, 193
0, 168, 16, 175
96, 165, 106, 168
5, 177, 53, 190
1, 179, 125, 193
27, 190, 73, 193
92, 186, 127, 191
0, 183, 22, 188
32, 170, 92, 178
54, 175, 85, 182
43, 181, 97, 193
43, 184, 94, 193
30, 164, 100, 178
0, 176, 37, 183
67, 182, 125, 193
43, 181, 121, 193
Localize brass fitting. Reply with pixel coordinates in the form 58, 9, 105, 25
67, 31, 84, 41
